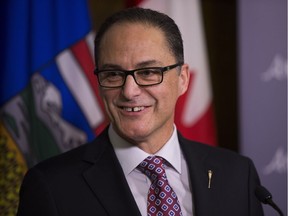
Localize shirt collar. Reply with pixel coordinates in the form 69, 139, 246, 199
109, 125, 182, 176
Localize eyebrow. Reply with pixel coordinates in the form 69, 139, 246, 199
135, 60, 162, 68
99, 60, 163, 70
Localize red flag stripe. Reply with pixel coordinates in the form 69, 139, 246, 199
175, 103, 216, 146
126, 0, 144, 7
70, 37, 109, 134
175, 72, 216, 145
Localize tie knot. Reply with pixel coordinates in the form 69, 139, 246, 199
138, 156, 167, 182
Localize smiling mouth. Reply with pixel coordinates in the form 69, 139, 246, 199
122, 106, 145, 112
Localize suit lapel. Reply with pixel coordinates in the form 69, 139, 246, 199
179, 133, 219, 216
82, 130, 141, 216
81, 129, 221, 216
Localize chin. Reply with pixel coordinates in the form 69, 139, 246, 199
118, 127, 151, 142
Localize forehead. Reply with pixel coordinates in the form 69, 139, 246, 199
101, 22, 169, 49
105, 20, 165, 37
99, 22, 175, 66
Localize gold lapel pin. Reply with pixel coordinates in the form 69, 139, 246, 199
208, 170, 213, 189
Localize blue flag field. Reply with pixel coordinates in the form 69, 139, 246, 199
0, 1, 106, 214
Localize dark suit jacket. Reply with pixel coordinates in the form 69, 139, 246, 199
17, 128, 264, 216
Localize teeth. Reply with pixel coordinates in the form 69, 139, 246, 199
133, 107, 144, 112
123, 106, 145, 112
124, 107, 133, 112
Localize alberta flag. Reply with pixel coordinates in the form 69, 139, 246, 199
126, 0, 217, 146
0, 1, 106, 214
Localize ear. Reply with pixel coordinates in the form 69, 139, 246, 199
178, 63, 190, 96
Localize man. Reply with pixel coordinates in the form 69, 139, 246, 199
17, 7, 264, 216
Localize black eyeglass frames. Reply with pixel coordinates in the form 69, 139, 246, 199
94, 62, 183, 88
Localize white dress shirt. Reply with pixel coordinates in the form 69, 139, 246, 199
109, 125, 193, 216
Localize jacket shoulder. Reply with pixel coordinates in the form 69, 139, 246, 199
178, 132, 253, 166
31, 128, 111, 176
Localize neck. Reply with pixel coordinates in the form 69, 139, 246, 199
122, 125, 175, 154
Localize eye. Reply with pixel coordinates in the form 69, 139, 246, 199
137, 68, 161, 77
101, 71, 124, 80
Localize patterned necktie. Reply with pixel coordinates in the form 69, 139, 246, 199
138, 156, 183, 216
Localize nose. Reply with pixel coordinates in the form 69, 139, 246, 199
122, 74, 141, 99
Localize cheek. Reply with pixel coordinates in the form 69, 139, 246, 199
167, 76, 181, 97
100, 88, 117, 102
100, 90, 117, 114
155, 80, 179, 110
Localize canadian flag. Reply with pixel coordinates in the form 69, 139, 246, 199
126, 0, 217, 146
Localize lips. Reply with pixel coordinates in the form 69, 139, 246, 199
122, 106, 145, 112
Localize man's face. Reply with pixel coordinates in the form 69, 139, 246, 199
98, 23, 189, 151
